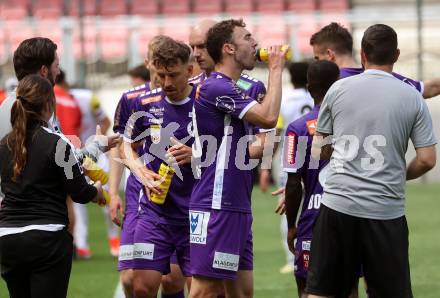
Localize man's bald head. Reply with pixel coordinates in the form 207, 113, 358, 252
191, 19, 217, 37
189, 19, 217, 73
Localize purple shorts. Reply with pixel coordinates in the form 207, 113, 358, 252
294, 238, 311, 279
132, 213, 190, 276
189, 209, 253, 280
118, 211, 139, 271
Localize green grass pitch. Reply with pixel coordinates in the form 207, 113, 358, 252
1, 184, 439, 297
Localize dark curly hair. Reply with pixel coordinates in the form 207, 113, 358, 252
206, 19, 246, 64
310, 22, 353, 55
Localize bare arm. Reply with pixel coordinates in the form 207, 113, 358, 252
406, 145, 436, 180
98, 116, 111, 135
120, 139, 162, 194
108, 145, 125, 226
311, 132, 333, 161
422, 78, 440, 99
284, 173, 302, 253
243, 46, 287, 128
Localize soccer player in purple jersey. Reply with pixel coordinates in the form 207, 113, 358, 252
283, 61, 345, 298
190, 19, 274, 196
188, 19, 287, 298
108, 35, 166, 298
120, 37, 195, 298
309, 22, 440, 98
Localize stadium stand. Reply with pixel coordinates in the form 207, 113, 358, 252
193, 0, 223, 15
99, 0, 129, 16
129, 0, 158, 16
32, 0, 63, 19
0, 0, 29, 20
256, 0, 286, 13
161, 0, 190, 15
224, 0, 254, 14
287, 0, 317, 12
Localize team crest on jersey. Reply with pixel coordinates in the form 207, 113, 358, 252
150, 124, 161, 144
306, 120, 317, 135
287, 132, 296, 165
215, 96, 236, 113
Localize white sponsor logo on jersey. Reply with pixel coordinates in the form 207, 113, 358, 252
212, 251, 240, 271
133, 243, 154, 260
189, 210, 210, 245
118, 244, 134, 261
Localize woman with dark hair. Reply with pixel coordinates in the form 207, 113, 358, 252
0, 74, 106, 298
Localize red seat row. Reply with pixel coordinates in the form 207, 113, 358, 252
0, 0, 349, 19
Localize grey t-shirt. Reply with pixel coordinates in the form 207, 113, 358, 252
317, 69, 437, 220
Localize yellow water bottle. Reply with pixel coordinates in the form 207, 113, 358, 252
150, 163, 175, 205
82, 156, 110, 205
82, 156, 109, 184
256, 45, 292, 62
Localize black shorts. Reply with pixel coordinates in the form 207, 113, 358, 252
306, 205, 412, 298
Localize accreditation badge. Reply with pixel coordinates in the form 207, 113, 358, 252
150, 124, 161, 144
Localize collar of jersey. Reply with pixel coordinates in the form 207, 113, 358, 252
363, 69, 393, 77
165, 96, 191, 105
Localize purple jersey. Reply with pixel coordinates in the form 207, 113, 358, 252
340, 67, 423, 93
190, 72, 266, 137
190, 72, 266, 102
113, 83, 151, 212
127, 86, 197, 225
282, 105, 328, 239
113, 83, 151, 135
191, 72, 260, 213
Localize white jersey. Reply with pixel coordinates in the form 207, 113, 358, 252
70, 88, 107, 144
279, 88, 314, 130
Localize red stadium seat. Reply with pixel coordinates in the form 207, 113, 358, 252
73, 19, 98, 60
4, 20, 36, 52
161, 0, 190, 15
256, 0, 285, 13
99, 0, 128, 16
162, 18, 190, 42
224, 0, 254, 14
287, 0, 316, 12
0, 0, 29, 20
290, 18, 319, 55
255, 16, 287, 47
137, 23, 160, 57
32, 0, 62, 19
36, 20, 63, 54
319, 0, 349, 11
130, 0, 158, 16
98, 20, 129, 60
67, 0, 98, 16
193, 0, 223, 15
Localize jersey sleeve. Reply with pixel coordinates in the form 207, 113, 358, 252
207, 82, 258, 120
410, 96, 437, 148
247, 80, 266, 103
113, 93, 130, 135
282, 123, 305, 174
316, 84, 337, 135
54, 137, 97, 204
123, 98, 145, 143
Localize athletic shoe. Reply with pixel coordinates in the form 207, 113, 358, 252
279, 263, 294, 274
109, 237, 120, 257
76, 247, 92, 260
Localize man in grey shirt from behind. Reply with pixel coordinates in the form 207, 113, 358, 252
305, 24, 437, 298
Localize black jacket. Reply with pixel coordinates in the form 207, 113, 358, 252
0, 124, 97, 227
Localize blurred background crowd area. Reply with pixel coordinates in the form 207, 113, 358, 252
0, 0, 439, 182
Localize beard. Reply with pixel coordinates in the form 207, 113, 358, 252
47, 69, 56, 87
